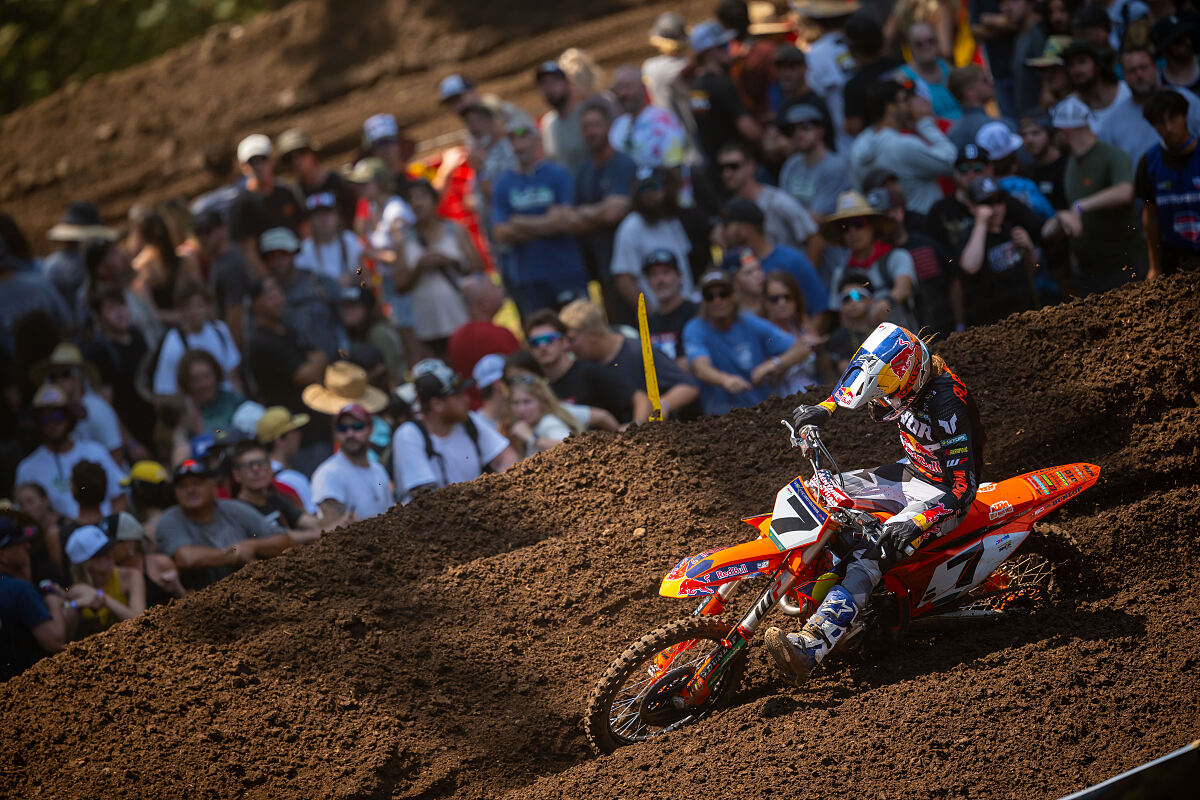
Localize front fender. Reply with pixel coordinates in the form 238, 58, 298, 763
659, 538, 789, 598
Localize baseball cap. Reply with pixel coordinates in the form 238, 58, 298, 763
472, 353, 507, 390
650, 11, 687, 42
230, 400, 267, 438
438, 74, 474, 102
690, 20, 736, 54
781, 102, 824, 126
1050, 95, 1094, 130
336, 403, 372, 424
276, 128, 312, 159
256, 406, 310, 443
0, 511, 36, 549
642, 248, 680, 271
505, 112, 538, 137
120, 460, 169, 487
237, 134, 272, 164
968, 176, 1005, 205
259, 227, 300, 254
722, 197, 766, 226
976, 122, 1023, 160
698, 268, 734, 290
775, 44, 807, 65
413, 358, 474, 402
864, 187, 897, 213
66, 524, 113, 565
173, 459, 211, 481
363, 113, 400, 146
305, 191, 338, 212
956, 143, 988, 165
535, 61, 567, 80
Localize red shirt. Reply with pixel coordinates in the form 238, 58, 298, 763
447, 320, 522, 408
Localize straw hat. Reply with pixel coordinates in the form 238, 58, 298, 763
301, 361, 388, 416
30, 342, 101, 389
749, 2, 798, 35
790, 0, 861, 20
819, 190, 897, 246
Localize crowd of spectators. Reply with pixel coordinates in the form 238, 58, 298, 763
3, 0, 1195, 680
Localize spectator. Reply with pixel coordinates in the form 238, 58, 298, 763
155, 459, 291, 590
99, 505, 187, 606
16, 385, 127, 519
1024, 35, 1074, 110
172, 349, 245, 438
243, 275, 328, 422
31, 343, 124, 464
1019, 109, 1070, 209
191, 208, 249, 347
726, 246, 767, 317
779, 104, 852, 220
1063, 39, 1129, 133
977, 122, 1055, 218
535, 60, 587, 174
842, 14, 905, 137
396, 180, 479, 358
229, 441, 321, 539
762, 270, 825, 394
1101, 44, 1200, 169
275, 128, 357, 229
0, 235, 72, 357
721, 197, 831, 325
867, 185, 960, 335
1042, 95, 1145, 295
569, 100, 638, 322
1002, 0, 1048, 116
393, 360, 518, 498
610, 167, 697, 314
1154, 13, 1200, 95
948, 65, 1018, 150
644, 12, 692, 113
447, 276, 521, 395
688, 20, 762, 179
189, 142, 240, 221
460, 97, 518, 232
820, 191, 921, 331
340, 285, 404, 388
720, 0, 781, 120
255, 406, 316, 515
643, 250, 700, 363
609, 64, 689, 170
1138, 89, 1200, 279
227, 134, 303, 278
793, 1, 859, 153
772, 46, 838, 146
851, 79, 957, 214
362, 114, 411, 194
899, 21, 961, 120
128, 204, 203, 327
42, 201, 117, 306
1, 510, 70, 680
151, 281, 241, 398
119, 460, 173, 546
295, 192, 365, 285
958, 176, 1040, 324
719, 141, 819, 253
259, 227, 345, 360
472, 354, 510, 430
682, 268, 812, 415
1104, 0, 1149, 53
13, 483, 68, 582
491, 114, 591, 318
827, 276, 883, 371
506, 373, 584, 457
63, 523, 146, 636
969, 0, 1019, 118
304, 377, 393, 519
525, 310, 642, 423
559, 299, 700, 421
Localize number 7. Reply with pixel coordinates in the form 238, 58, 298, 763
945, 541, 984, 589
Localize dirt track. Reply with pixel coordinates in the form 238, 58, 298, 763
2, 272, 1199, 797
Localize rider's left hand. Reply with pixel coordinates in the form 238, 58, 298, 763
884, 519, 922, 554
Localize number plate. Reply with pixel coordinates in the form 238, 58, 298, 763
768, 478, 832, 551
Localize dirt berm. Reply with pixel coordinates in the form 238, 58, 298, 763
3, 275, 1199, 797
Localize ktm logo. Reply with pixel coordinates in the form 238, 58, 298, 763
989, 500, 1013, 520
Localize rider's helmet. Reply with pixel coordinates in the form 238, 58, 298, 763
833, 323, 931, 421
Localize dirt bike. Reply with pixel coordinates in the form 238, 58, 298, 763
584, 420, 1099, 755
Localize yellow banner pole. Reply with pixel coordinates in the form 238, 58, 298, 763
637, 292, 663, 422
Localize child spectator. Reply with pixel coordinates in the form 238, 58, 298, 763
506, 374, 584, 457
295, 192, 365, 285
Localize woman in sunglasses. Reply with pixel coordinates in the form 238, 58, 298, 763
762, 271, 828, 394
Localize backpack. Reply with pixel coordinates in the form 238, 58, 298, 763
412, 415, 492, 488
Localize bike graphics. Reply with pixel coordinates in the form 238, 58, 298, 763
584, 421, 1098, 754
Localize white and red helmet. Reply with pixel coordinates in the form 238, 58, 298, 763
833, 323, 931, 421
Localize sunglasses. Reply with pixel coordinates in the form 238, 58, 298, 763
234, 458, 270, 472
508, 126, 535, 138
841, 288, 871, 303
507, 374, 537, 387
767, 293, 794, 304
528, 332, 562, 348
957, 162, 987, 174
336, 421, 368, 433
789, 122, 817, 132
718, 161, 745, 172
38, 409, 68, 424
703, 288, 733, 301
840, 218, 870, 231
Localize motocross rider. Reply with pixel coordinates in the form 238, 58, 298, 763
765, 322, 985, 684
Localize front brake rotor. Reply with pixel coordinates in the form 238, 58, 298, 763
638, 666, 696, 726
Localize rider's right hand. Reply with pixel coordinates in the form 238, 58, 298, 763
792, 404, 831, 431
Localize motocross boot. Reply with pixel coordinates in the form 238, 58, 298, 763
764, 585, 859, 685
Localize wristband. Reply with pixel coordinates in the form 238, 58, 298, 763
1073, 201, 1085, 215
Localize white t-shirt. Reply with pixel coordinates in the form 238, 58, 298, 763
393, 410, 510, 495
76, 391, 123, 454
295, 231, 364, 283
527, 414, 572, 457
368, 197, 416, 250
271, 459, 316, 514
15, 440, 127, 518
310, 451, 394, 520
152, 321, 241, 396
610, 213, 696, 312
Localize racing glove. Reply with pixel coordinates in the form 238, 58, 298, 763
884, 519, 923, 556
792, 404, 831, 430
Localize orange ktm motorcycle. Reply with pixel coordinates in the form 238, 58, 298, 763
584, 421, 1097, 755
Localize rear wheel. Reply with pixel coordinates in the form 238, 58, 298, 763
958, 552, 1057, 612
583, 616, 746, 755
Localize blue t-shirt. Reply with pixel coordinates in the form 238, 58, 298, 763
760, 245, 831, 315
574, 151, 637, 281
683, 312, 795, 415
492, 162, 588, 288
1, 574, 51, 681
997, 175, 1054, 220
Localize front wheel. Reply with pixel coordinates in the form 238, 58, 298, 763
583, 616, 746, 755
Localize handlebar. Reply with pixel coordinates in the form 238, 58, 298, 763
780, 419, 842, 482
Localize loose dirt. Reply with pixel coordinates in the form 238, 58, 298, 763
2, 269, 1198, 798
